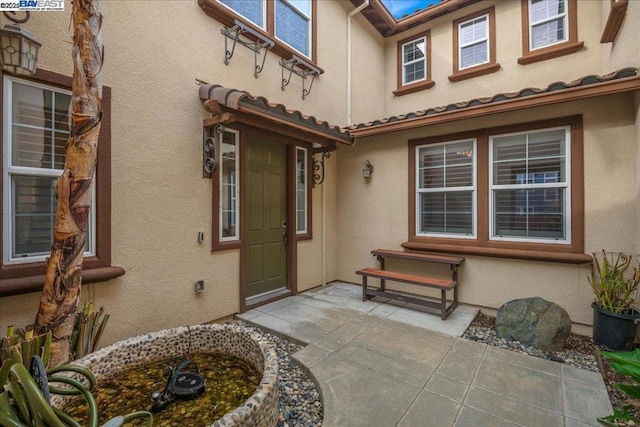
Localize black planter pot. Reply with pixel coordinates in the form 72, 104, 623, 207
592, 302, 640, 351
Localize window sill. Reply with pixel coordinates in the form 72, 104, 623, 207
393, 80, 435, 97
401, 241, 592, 264
0, 266, 125, 297
518, 41, 584, 65
212, 240, 242, 252
448, 62, 501, 82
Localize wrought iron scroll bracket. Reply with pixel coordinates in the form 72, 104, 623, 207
203, 123, 224, 178
221, 19, 275, 79
3, 11, 31, 24
279, 55, 320, 100
312, 151, 330, 186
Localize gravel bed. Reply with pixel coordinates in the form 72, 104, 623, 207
462, 314, 599, 372
234, 321, 323, 427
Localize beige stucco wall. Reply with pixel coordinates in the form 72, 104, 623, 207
382, 0, 607, 119
1, 0, 638, 345
0, 1, 385, 345
337, 93, 638, 327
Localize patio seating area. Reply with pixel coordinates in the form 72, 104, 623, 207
237, 282, 613, 427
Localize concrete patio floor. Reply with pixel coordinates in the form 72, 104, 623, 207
236, 282, 612, 427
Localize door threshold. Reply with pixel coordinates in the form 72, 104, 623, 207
245, 287, 291, 310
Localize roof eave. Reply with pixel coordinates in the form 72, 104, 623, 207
349, 74, 640, 138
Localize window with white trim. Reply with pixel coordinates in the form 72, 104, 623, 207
275, 0, 311, 57
416, 139, 476, 238
2, 76, 95, 264
490, 127, 570, 243
220, 129, 239, 241
528, 0, 568, 50
295, 146, 307, 234
458, 13, 489, 70
402, 37, 427, 86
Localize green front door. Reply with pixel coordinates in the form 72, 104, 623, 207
246, 137, 287, 298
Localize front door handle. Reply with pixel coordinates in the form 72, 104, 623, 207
282, 231, 288, 249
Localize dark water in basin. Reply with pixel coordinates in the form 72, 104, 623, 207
63, 353, 261, 426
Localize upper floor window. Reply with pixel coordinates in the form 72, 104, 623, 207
394, 31, 434, 96
449, 7, 499, 82
276, 0, 311, 57
402, 37, 426, 85
518, 0, 583, 65
528, 0, 567, 50
219, 0, 266, 28
459, 14, 488, 69
207, 0, 316, 61
2, 77, 94, 264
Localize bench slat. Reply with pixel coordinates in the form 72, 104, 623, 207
371, 249, 464, 265
356, 268, 455, 290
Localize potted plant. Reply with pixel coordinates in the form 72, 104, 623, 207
589, 251, 640, 351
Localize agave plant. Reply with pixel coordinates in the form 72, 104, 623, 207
599, 349, 640, 425
0, 348, 153, 427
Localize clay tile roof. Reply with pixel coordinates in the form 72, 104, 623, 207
345, 67, 640, 133
199, 84, 352, 145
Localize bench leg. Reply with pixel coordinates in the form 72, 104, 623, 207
440, 289, 447, 320
362, 276, 368, 302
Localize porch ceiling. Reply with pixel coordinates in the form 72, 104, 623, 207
346, 67, 640, 138
198, 84, 353, 147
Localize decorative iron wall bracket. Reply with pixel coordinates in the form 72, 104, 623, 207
279, 55, 320, 100
221, 19, 275, 78
203, 123, 225, 178
312, 147, 332, 186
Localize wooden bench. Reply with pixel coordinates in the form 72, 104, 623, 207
356, 249, 465, 320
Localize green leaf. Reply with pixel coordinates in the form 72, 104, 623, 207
617, 383, 640, 400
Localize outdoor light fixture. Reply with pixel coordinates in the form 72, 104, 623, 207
362, 160, 374, 179
0, 12, 41, 76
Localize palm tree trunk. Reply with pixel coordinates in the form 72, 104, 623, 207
35, 0, 103, 367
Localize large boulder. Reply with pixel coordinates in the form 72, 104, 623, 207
495, 297, 571, 353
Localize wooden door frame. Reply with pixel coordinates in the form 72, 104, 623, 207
238, 124, 301, 312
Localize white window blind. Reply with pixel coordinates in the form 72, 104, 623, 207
529, 0, 568, 50
402, 37, 427, 85
459, 14, 489, 69
416, 140, 476, 238
490, 127, 570, 243
3, 77, 94, 263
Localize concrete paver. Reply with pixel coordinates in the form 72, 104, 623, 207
397, 391, 460, 427
313, 354, 420, 427
464, 387, 563, 427
238, 282, 613, 426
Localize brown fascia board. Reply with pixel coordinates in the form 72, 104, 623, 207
352, 0, 481, 37
349, 74, 640, 137
601, 0, 628, 43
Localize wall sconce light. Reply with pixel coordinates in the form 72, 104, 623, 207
362, 160, 374, 179
0, 12, 41, 76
